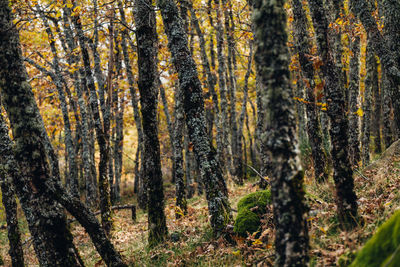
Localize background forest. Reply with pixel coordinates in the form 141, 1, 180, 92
1, 0, 400, 266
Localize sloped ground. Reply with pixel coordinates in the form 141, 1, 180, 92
2, 144, 400, 266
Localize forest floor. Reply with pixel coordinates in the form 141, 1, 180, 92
1, 149, 400, 266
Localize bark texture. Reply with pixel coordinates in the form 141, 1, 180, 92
158, 0, 231, 235
362, 39, 373, 166
308, 0, 358, 229
0, 160, 24, 267
0, 2, 83, 265
0, 3, 127, 265
134, 0, 168, 247
292, 0, 329, 183
252, 0, 309, 265
348, 34, 361, 167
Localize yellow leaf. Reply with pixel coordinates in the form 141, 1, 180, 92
252, 239, 263, 246
355, 108, 364, 117
319, 226, 327, 234
232, 250, 241, 256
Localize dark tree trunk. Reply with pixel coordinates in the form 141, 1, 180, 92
370, 48, 382, 153
215, 0, 233, 176
0, 3, 84, 265
118, 1, 146, 209
348, 34, 361, 167
308, 0, 358, 229
0, 4, 127, 265
0, 170, 24, 267
252, 0, 309, 265
173, 82, 187, 218
351, 0, 400, 135
58, 5, 97, 206
292, 0, 329, 183
70, 2, 113, 234
184, 127, 195, 198
157, 0, 231, 235
362, 39, 373, 166
134, 0, 168, 247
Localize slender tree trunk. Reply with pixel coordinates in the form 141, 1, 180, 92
223, 0, 243, 184
158, 0, 231, 235
370, 51, 382, 153
362, 39, 373, 166
0, 4, 86, 265
348, 34, 361, 167
184, 0, 218, 143
0, 169, 24, 267
118, 1, 146, 208
59, 7, 97, 206
351, 0, 400, 135
238, 40, 253, 182
173, 82, 187, 218
0, 4, 128, 264
184, 127, 195, 198
71, 3, 113, 234
308, 0, 358, 229
214, 0, 233, 176
292, 0, 329, 183
134, 0, 168, 247
252, 0, 309, 265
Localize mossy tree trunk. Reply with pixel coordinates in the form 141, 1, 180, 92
157, 0, 231, 235
0, 2, 84, 265
308, 0, 358, 229
292, 0, 329, 183
348, 31, 361, 167
173, 83, 188, 218
252, 0, 309, 265
0, 2, 127, 265
351, 0, 400, 137
362, 39, 374, 166
0, 158, 24, 267
134, 0, 168, 247
70, 1, 113, 234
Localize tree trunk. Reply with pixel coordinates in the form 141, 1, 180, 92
214, 0, 233, 176
173, 81, 187, 218
292, 0, 329, 183
0, 170, 24, 267
134, 0, 168, 247
351, 0, 400, 135
308, 0, 358, 229
118, 1, 146, 209
252, 0, 309, 265
348, 34, 361, 167
157, 0, 231, 235
70, 2, 113, 233
362, 38, 373, 166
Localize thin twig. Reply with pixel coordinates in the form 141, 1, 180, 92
354, 168, 370, 181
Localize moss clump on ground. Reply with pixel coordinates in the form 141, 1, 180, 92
350, 210, 400, 267
234, 190, 271, 237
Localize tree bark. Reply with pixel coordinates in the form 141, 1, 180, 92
252, 0, 309, 265
134, 0, 168, 247
351, 0, 400, 135
308, 0, 358, 229
362, 38, 373, 166
0, 167, 24, 267
70, 2, 113, 234
157, 0, 231, 235
292, 0, 329, 183
173, 82, 187, 218
348, 33, 361, 167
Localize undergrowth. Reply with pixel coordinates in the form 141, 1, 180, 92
1, 154, 400, 266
